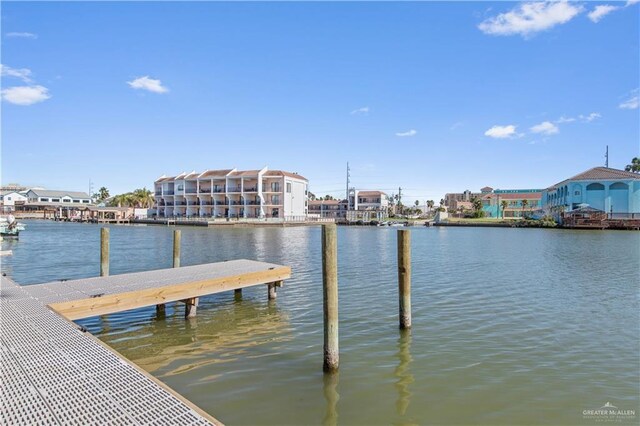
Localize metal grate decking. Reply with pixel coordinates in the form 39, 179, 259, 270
1, 260, 291, 425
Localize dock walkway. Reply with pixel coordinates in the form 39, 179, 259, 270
1, 259, 291, 425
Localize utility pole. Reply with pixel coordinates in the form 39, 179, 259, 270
89, 179, 94, 199
398, 187, 402, 215
605, 145, 609, 168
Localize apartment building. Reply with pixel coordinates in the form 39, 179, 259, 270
308, 199, 348, 219
154, 167, 308, 219
446, 187, 543, 218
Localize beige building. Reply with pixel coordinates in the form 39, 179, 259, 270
155, 167, 308, 219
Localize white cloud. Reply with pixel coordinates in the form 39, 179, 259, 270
450, 121, 464, 130
1, 85, 50, 105
350, 106, 369, 115
627, 0, 639, 6
530, 121, 559, 135
0, 64, 33, 83
396, 129, 417, 137
127, 76, 169, 94
619, 90, 639, 109
484, 124, 517, 139
6, 32, 37, 39
478, 1, 583, 37
556, 116, 576, 123
588, 5, 619, 23
579, 112, 601, 122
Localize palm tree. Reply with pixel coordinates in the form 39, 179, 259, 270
414, 200, 420, 208
500, 200, 508, 219
132, 188, 155, 208
427, 200, 434, 212
521, 199, 529, 219
109, 193, 133, 207
95, 187, 110, 202
625, 157, 640, 173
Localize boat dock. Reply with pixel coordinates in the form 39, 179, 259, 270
1, 259, 291, 424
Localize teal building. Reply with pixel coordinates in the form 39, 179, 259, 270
542, 167, 640, 216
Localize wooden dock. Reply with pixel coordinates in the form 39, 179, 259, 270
1, 259, 291, 425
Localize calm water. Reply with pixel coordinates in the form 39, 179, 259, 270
2, 221, 639, 425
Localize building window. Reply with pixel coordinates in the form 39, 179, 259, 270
271, 195, 280, 205
271, 182, 280, 192
286, 183, 291, 193
52, 198, 60, 202
574, 191, 580, 196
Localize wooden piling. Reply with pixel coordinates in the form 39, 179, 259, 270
172, 229, 181, 268
184, 297, 198, 318
234, 288, 242, 301
100, 228, 109, 277
397, 229, 411, 329
322, 223, 339, 372
268, 283, 277, 300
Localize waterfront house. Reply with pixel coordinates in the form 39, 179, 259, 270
542, 166, 640, 217
308, 199, 348, 219
482, 189, 543, 218
0, 191, 28, 212
154, 167, 308, 219
446, 187, 542, 218
25, 189, 93, 205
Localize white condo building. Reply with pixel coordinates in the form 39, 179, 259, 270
154, 167, 308, 219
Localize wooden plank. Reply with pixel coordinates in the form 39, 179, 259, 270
48, 266, 291, 320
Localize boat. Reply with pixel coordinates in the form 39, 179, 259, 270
0, 215, 26, 238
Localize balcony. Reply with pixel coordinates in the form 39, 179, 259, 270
227, 186, 242, 193
199, 187, 211, 193
164, 191, 174, 195
154, 191, 162, 196
212, 188, 225, 193
243, 187, 258, 192
185, 188, 197, 194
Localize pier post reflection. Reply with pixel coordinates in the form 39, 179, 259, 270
395, 329, 414, 417
322, 371, 339, 426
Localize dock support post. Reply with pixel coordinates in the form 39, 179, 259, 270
322, 224, 339, 372
234, 288, 242, 301
184, 297, 198, 318
173, 229, 181, 268
268, 280, 282, 300
100, 227, 109, 277
268, 283, 277, 300
397, 229, 411, 329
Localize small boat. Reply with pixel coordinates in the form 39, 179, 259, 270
0, 215, 26, 239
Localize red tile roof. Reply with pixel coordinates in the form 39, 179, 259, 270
550, 167, 639, 188
357, 190, 386, 196
263, 170, 308, 181
309, 199, 340, 205
199, 169, 234, 178
494, 192, 542, 200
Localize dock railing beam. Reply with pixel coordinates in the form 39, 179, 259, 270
100, 227, 109, 277
322, 223, 339, 372
397, 229, 412, 329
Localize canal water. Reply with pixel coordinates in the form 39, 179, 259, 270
2, 221, 639, 425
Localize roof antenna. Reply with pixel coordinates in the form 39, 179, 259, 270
605, 145, 609, 168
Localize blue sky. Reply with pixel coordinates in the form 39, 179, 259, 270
2, 1, 638, 203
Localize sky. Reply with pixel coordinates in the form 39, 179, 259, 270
1, 1, 639, 203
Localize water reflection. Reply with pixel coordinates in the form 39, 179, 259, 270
93, 299, 291, 377
322, 371, 339, 426
395, 329, 414, 418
